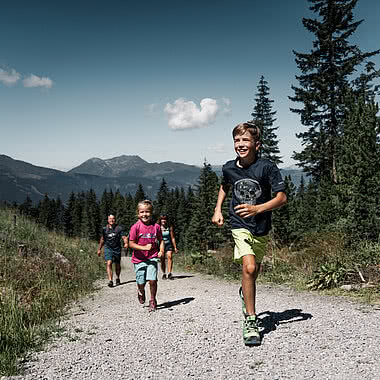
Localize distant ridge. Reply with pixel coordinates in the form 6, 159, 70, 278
0, 154, 303, 204
0, 154, 201, 203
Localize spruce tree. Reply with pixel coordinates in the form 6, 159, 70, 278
337, 94, 380, 241
154, 178, 169, 217
290, 0, 380, 184
272, 175, 296, 246
63, 192, 76, 236
185, 162, 220, 252
251, 75, 282, 164
81, 189, 100, 240
134, 184, 146, 204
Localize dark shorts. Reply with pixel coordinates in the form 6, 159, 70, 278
104, 248, 121, 264
164, 241, 173, 252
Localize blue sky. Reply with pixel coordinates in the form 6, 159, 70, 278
1, 0, 379, 171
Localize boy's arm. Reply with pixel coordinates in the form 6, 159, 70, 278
235, 191, 287, 218
97, 236, 104, 256
129, 241, 152, 251
212, 184, 229, 227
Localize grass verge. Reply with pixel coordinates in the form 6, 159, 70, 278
176, 232, 380, 305
0, 209, 104, 375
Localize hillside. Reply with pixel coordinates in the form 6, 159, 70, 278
0, 154, 304, 204
0, 155, 202, 203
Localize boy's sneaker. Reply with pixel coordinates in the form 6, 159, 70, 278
115, 278, 121, 286
239, 287, 247, 316
242, 315, 261, 346
167, 273, 173, 280
149, 299, 157, 312
108, 280, 113, 288
162, 274, 167, 280
138, 291, 146, 304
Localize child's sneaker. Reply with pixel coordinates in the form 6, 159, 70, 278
242, 315, 261, 346
239, 287, 247, 316
162, 274, 167, 280
148, 299, 157, 312
167, 273, 173, 280
138, 291, 146, 304
108, 280, 113, 288
115, 278, 121, 286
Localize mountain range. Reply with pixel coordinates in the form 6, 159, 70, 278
0, 154, 304, 204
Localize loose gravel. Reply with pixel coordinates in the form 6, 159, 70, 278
4, 257, 380, 380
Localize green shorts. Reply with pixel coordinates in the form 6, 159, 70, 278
133, 258, 159, 285
231, 229, 269, 264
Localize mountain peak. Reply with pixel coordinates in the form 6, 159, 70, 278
69, 155, 148, 177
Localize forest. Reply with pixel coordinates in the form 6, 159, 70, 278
2, 0, 380, 290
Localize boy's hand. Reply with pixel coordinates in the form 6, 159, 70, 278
97, 249, 101, 257
145, 243, 152, 251
212, 210, 224, 227
234, 203, 261, 218
158, 250, 164, 258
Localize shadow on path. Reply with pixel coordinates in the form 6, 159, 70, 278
258, 309, 313, 337
157, 297, 195, 310
169, 275, 194, 280
117, 280, 136, 286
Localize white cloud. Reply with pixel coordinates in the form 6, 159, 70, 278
208, 143, 227, 154
0, 68, 21, 86
164, 98, 220, 130
23, 74, 53, 89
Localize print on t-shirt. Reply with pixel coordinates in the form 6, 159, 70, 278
234, 178, 262, 205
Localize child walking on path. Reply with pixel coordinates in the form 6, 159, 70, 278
129, 200, 164, 312
158, 215, 178, 280
212, 121, 287, 346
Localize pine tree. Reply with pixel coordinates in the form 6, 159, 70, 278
290, 0, 380, 184
112, 190, 126, 226
99, 189, 113, 224
63, 192, 76, 236
336, 93, 380, 241
185, 162, 221, 252
81, 189, 100, 240
272, 175, 297, 245
154, 178, 170, 218
134, 184, 146, 204
19, 196, 33, 217
251, 75, 282, 164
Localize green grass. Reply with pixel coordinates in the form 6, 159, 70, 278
0, 208, 104, 375
176, 231, 380, 304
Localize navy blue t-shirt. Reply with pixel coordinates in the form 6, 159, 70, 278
222, 158, 286, 236
102, 225, 126, 253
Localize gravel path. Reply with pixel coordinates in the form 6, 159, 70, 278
4, 257, 380, 380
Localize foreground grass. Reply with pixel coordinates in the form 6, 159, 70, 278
177, 232, 380, 305
0, 209, 104, 375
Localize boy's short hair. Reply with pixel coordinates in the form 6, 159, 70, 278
137, 199, 153, 212
232, 120, 261, 142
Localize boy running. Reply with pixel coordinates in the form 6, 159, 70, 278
129, 200, 164, 312
212, 121, 287, 346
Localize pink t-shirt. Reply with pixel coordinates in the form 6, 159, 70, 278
129, 220, 162, 264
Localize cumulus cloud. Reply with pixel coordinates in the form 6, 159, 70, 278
164, 97, 231, 130
0, 68, 21, 86
23, 74, 53, 89
207, 143, 227, 154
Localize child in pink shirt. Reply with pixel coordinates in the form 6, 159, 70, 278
129, 200, 164, 312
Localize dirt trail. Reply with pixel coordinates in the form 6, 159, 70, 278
5, 257, 380, 380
